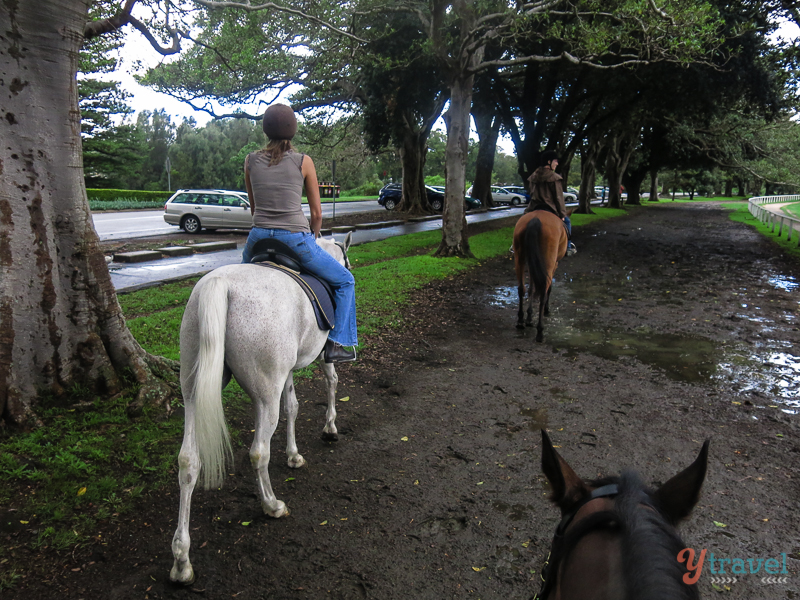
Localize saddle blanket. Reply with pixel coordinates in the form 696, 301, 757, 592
253, 262, 335, 330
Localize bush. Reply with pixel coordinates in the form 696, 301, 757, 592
342, 180, 383, 197
87, 189, 173, 202
89, 199, 166, 211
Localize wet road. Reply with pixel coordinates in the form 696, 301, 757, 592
93, 200, 384, 241
110, 207, 524, 292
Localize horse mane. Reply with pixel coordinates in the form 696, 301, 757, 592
606, 472, 700, 600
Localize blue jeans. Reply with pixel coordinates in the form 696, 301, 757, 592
242, 228, 358, 347
563, 215, 572, 238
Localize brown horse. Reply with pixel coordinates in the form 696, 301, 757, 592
513, 209, 570, 340
537, 430, 709, 600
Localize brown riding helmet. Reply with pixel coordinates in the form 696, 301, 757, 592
262, 104, 297, 140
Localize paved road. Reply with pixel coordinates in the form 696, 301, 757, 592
110, 207, 525, 292
93, 200, 383, 241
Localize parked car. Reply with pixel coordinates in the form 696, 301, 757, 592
163, 189, 251, 233
564, 187, 578, 205
378, 183, 481, 212
501, 186, 531, 204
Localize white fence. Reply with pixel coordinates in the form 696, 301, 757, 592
748, 195, 800, 245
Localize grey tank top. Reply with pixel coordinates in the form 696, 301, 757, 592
247, 150, 310, 232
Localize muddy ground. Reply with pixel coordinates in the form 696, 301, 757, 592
10, 202, 800, 599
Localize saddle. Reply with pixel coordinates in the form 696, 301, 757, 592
527, 202, 570, 237
249, 238, 336, 331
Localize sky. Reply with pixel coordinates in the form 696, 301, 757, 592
114, 19, 800, 157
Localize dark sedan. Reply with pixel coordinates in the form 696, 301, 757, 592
378, 183, 481, 212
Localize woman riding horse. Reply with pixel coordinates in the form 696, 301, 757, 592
242, 104, 358, 363
526, 150, 577, 257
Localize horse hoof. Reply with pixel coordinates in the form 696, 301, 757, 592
321, 431, 339, 442
516, 323, 525, 330
536, 334, 544, 343
264, 501, 289, 518
288, 454, 305, 469
169, 563, 195, 586
525, 322, 533, 328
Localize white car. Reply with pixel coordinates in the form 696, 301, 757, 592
163, 189, 252, 233
490, 186, 527, 206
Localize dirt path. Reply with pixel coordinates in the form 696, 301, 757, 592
11, 202, 800, 599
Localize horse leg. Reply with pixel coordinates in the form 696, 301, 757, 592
536, 292, 546, 343
526, 283, 535, 327
250, 389, 288, 518
170, 408, 200, 584
282, 375, 305, 469
516, 283, 526, 329
320, 356, 340, 441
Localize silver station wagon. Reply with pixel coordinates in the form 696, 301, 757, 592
163, 189, 252, 233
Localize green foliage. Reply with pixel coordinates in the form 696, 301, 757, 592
89, 199, 166, 210
79, 2, 143, 189
87, 189, 173, 202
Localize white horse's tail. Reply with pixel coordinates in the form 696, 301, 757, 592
191, 276, 234, 490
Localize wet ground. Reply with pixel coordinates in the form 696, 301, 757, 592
10, 202, 800, 599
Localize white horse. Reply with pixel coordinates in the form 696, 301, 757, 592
170, 234, 352, 585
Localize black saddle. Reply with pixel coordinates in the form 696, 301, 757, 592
250, 238, 304, 272
249, 237, 336, 331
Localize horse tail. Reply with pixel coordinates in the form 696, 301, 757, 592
191, 276, 234, 490
524, 217, 548, 300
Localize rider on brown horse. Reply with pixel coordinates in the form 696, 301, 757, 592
526, 150, 577, 256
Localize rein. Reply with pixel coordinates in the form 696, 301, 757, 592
535, 484, 621, 600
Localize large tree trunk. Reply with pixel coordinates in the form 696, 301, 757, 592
0, 0, 177, 426
397, 129, 429, 214
623, 169, 647, 206
577, 135, 602, 214
648, 170, 659, 202
605, 131, 635, 209
436, 71, 478, 258
471, 111, 500, 208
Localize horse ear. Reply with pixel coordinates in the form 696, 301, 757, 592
541, 430, 590, 511
566, 207, 576, 216
343, 231, 353, 252
652, 440, 709, 525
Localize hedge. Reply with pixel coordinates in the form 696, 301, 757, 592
87, 189, 174, 202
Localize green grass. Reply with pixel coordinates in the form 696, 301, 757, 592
0, 204, 628, 575
725, 202, 800, 261
780, 201, 800, 219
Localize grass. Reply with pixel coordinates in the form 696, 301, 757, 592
725, 201, 800, 262
0, 205, 627, 577
780, 201, 800, 219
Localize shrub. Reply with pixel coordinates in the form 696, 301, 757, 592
87, 189, 173, 202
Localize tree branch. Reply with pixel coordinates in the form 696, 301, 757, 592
193, 0, 368, 44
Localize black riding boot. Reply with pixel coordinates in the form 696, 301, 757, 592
324, 339, 356, 363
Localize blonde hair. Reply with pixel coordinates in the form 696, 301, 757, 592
261, 139, 294, 166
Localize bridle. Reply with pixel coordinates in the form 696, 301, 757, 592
535, 484, 621, 600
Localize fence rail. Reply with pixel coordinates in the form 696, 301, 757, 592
748, 195, 800, 246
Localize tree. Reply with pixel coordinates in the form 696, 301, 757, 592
79, 5, 144, 189
1, 0, 178, 426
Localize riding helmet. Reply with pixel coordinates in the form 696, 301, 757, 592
540, 150, 559, 166
262, 104, 297, 140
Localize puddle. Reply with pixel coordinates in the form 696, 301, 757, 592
717, 344, 800, 408
549, 325, 719, 384
519, 407, 548, 431
766, 273, 799, 292
489, 286, 518, 307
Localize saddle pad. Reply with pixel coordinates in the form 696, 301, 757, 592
253, 262, 335, 331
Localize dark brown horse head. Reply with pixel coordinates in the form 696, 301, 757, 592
539, 430, 709, 600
